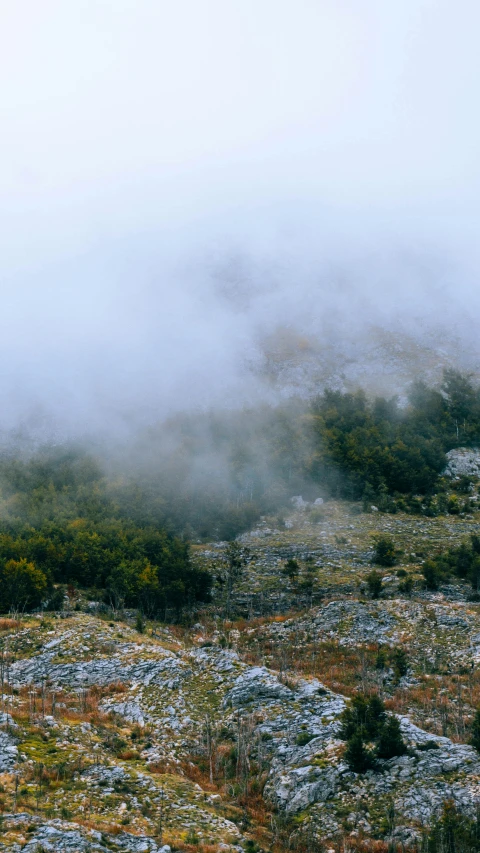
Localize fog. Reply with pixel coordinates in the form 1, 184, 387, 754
1, 0, 480, 434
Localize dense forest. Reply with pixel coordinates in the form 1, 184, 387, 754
309, 369, 480, 500
0, 452, 211, 616
1, 369, 480, 614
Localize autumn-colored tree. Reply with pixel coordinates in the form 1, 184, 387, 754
0, 558, 48, 613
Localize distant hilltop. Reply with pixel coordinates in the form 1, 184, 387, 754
253, 322, 480, 401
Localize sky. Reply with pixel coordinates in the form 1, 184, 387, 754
0, 0, 479, 431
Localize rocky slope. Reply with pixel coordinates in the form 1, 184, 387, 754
2, 497, 480, 850
255, 324, 480, 402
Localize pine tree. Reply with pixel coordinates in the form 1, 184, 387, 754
366, 694, 387, 738
344, 732, 375, 773
340, 694, 386, 740
392, 647, 408, 679
376, 716, 407, 760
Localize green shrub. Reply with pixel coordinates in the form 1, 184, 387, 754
296, 731, 315, 746
398, 574, 414, 596
372, 536, 396, 567
340, 694, 406, 771
0, 558, 49, 613
45, 585, 66, 611
185, 829, 200, 845
417, 739, 440, 751
423, 559, 442, 590
424, 801, 480, 853
283, 558, 299, 580
392, 647, 408, 679
366, 570, 383, 599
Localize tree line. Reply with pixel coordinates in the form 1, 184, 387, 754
1, 369, 480, 612
114, 368, 480, 535
0, 449, 211, 615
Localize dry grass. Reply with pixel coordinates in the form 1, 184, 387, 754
0, 618, 20, 632
99, 681, 129, 695
179, 760, 219, 792
385, 671, 480, 741
240, 634, 378, 696
77, 818, 124, 835
148, 758, 182, 775
117, 749, 141, 761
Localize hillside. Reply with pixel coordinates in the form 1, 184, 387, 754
2, 489, 480, 851
255, 324, 480, 401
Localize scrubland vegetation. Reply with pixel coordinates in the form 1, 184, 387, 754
1, 372, 480, 851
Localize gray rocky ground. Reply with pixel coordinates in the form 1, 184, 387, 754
2, 499, 480, 849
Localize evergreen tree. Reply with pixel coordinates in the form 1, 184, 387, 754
376, 716, 407, 760
344, 731, 375, 773
372, 536, 396, 567
392, 647, 409, 679
470, 708, 480, 752
340, 694, 386, 740
366, 570, 383, 599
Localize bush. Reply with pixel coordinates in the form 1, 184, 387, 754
417, 739, 440, 751
423, 559, 442, 590
448, 496, 461, 514
283, 558, 299, 580
45, 585, 66, 611
296, 731, 315, 746
392, 647, 409, 679
244, 842, 260, 853
424, 801, 480, 853
366, 570, 383, 599
372, 536, 396, 567
421, 536, 480, 592
0, 559, 49, 613
398, 574, 414, 596
457, 476, 474, 494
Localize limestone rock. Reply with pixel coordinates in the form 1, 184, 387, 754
444, 448, 480, 479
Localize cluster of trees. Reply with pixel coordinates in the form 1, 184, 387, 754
340, 694, 407, 772
0, 449, 211, 615
422, 533, 480, 592
128, 369, 480, 537
309, 370, 480, 502
0, 558, 48, 612
422, 535, 480, 591
423, 801, 480, 853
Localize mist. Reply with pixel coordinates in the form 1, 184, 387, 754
1, 0, 480, 436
